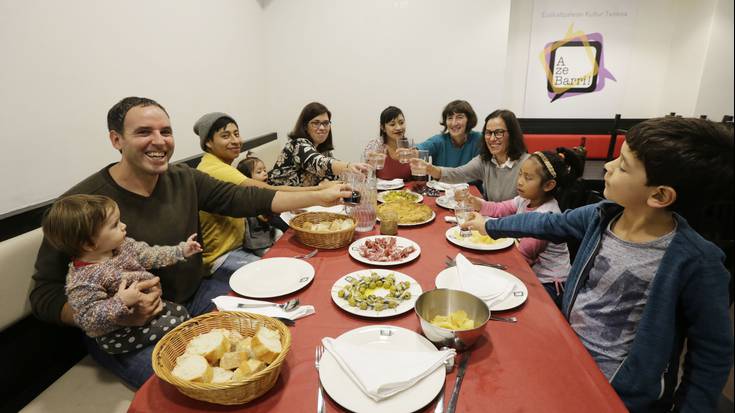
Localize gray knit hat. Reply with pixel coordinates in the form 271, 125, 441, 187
193, 112, 234, 151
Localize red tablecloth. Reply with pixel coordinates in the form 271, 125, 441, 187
128, 192, 626, 413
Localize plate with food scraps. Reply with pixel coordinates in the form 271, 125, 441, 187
331, 269, 422, 318
434, 195, 457, 209
377, 190, 423, 204
445, 226, 514, 251
348, 235, 421, 266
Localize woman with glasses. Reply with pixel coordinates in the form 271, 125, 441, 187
415, 100, 483, 168
361, 106, 413, 180
421, 109, 530, 201
269, 102, 369, 187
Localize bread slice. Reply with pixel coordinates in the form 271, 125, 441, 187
210, 328, 244, 351
185, 330, 230, 364
233, 358, 266, 381
172, 354, 213, 383
251, 326, 282, 364
235, 336, 255, 358
211, 366, 234, 383
219, 351, 249, 370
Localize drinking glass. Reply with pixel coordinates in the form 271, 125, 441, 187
367, 148, 387, 170
454, 204, 474, 238
339, 171, 365, 214
410, 149, 430, 193
397, 138, 412, 164
453, 183, 470, 206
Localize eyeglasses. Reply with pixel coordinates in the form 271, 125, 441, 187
309, 120, 332, 129
484, 129, 507, 139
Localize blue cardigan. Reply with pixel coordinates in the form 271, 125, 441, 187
416, 130, 482, 167
484, 201, 733, 412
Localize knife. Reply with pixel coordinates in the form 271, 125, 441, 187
446, 352, 470, 413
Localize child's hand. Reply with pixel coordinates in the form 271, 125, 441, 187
116, 280, 144, 308
257, 215, 269, 223
460, 212, 488, 235
469, 195, 483, 211
183, 233, 203, 257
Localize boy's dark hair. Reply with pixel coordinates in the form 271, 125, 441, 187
107, 97, 169, 134
42, 194, 117, 258
625, 117, 734, 214
201, 116, 238, 152
440, 100, 477, 135
530, 148, 585, 210
288, 102, 334, 152
237, 156, 263, 179
479, 109, 528, 162
379, 106, 404, 142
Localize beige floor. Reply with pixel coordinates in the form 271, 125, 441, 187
20, 356, 133, 413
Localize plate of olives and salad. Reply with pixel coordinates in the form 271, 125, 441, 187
330, 269, 422, 318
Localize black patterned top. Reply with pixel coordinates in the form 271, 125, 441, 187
267, 137, 337, 187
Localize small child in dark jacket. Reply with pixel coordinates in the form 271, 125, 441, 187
237, 156, 283, 256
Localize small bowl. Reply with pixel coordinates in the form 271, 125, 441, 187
414, 289, 490, 351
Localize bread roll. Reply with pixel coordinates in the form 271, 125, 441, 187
210, 328, 244, 350
235, 336, 255, 358
185, 330, 230, 364
172, 354, 213, 383
251, 326, 282, 364
211, 366, 234, 383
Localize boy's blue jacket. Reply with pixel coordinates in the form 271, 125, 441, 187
484, 201, 733, 412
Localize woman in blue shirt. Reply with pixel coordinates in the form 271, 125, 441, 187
416, 100, 482, 167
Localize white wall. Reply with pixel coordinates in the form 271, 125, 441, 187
261, 0, 511, 163
0, 0, 268, 215
695, 0, 734, 120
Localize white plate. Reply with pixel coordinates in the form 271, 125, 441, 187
445, 226, 514, 250
435, 266, 528, 311
376, 179, 405, 190
376, 190, 423, 204
426, 181, 458, 191
320, 325, 445, 413
348, 235, 421, 266
229, 257, 315, 298
435, 195, 457, 209
330, 269, 422, 318
279, 205, 345, 223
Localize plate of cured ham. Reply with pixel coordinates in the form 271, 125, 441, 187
348, 236, 421, 266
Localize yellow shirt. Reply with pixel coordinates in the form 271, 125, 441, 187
196, 153, 250, 266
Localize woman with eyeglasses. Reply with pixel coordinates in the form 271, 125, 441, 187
420, 109, 530, 201
268, 102, 369, 187
415, 100, 483, 168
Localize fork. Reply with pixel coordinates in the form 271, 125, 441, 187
444, 256, 507, 270
315, 346, 326, 413
293, 249, 319, 259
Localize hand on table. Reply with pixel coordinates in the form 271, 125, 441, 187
460, 212, 488, 235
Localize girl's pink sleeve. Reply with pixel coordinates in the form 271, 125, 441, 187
479, 199, 516, 218
517, 237, 548, 265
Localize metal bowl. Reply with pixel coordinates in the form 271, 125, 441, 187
414, 289, 490, 351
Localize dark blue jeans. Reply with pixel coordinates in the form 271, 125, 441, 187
542, 281, 564, 309
84, 269, 234, 389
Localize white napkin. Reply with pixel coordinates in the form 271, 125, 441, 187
212, 296, 315, 320
377, 178, 403, 189
321, 337, 455, 401
279, 205, 345, 223
455, 253, 513, 301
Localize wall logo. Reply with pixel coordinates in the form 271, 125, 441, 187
540, 24, 616, 102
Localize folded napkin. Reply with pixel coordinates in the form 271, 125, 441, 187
455, 253, 513, 301
212, 296, 315, 320
322, 337, 455, 401
377, 178, 403, 188
279, 205, 345, 223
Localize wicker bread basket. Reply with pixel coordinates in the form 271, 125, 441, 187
151, 311, 291, 405
288, 211, 356, 249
